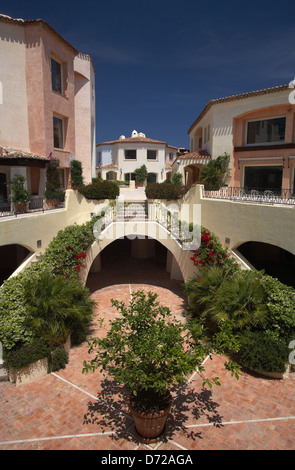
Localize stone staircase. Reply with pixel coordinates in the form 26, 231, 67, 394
116, 201, 148, 221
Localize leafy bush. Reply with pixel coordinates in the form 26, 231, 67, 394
49, 346, 69, 372
258, 273, 295, 344
190, 226, 238, 273
172, 172, 183, 185
0, 216, 101, 352
70, 160, 83, 188
44, 189, 65, 201
78, 180, 119, 200
146, 182, 188, 200
236, 330, 289, 373
200, 153, 230, 188
4, 341, 51, 371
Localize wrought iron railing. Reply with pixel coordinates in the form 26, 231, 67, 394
203, 187, 295, 205
0, 197, 65, 218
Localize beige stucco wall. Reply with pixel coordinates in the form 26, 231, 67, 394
0, 190, 109, 253
182, 184, 295, 257
74, 54, 96, 184
188, 88, 291, 161
114, 142, 167, 182
0, 21, 30, 151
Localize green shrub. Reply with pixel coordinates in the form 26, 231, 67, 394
134, 165, 148, 184
49, 346, 69, 372
146, 183, 188, 200
70, 160, 84, 188
0, 216, 101, 352
44, 189, 65, 201
258, 273, 295, 343
4, 341, 51, 371
172, 172, 183, 185
78, 180, 119, 200
236, 330, 289, 373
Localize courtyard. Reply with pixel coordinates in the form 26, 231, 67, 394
0, 252, 294, 451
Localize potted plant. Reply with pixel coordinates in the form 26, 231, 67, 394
134, 165, 148, 187
44, 188, 65, 209
10, 174, 30, 214
82, 290, 241, 442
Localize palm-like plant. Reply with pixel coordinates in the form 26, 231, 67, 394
186, 268, 268, 332
23, 271, 95, 347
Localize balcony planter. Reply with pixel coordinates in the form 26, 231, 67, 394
45, 189, 65, 209
46, 198, 60, 209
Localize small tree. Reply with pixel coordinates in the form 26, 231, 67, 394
10, 174, 30, 203
134, 165, 148, 185
200, 153, 230, 188
70, 160, 84, 188
172, 172, 183, 185
83, 290, 241, 397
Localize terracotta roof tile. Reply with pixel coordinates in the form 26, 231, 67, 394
97, 163, 118, 169
0, 145, 50, 161
97, 136, 178, 149
177, 150, 211, 160
187, 84, 289, 134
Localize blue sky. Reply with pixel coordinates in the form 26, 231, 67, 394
2, 0, 295, 148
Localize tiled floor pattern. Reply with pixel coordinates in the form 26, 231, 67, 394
1, 270, 295, 450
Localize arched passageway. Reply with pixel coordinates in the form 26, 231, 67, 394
237, 241, 295, 287
85, 236, 184, 294
0, 244, 31, 284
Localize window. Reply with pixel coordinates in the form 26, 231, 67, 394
246, 117, 286, 145
53, 116, 64, 149
244, 166, 283, 190
51, 58, 62, 94
147, 150, 157, 160
125, 149, 137, 160
124, 173, 136, 181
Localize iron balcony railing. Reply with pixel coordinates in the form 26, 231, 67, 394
0, 197, 65, 218
203, 187, 295, 205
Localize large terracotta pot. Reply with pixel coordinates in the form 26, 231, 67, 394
129, 390, 172, 443
14, 202, 27, 214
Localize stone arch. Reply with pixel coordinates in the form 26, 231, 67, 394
0, 243, 33, 284
235, 240, 295, 287
81, 221, 196, 285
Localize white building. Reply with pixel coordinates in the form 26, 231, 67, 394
96, 130, 178, 183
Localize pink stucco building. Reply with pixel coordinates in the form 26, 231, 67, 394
0, 14, 95, 202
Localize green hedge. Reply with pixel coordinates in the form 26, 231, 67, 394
78, 180, 119, 200
236, 330, 289, 374
145, 183, 189, 200
4, 341, 51, 371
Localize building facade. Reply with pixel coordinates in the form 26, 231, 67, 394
0, 14, 95, 201
96, 130, 178, 183
176, 84, 295, 193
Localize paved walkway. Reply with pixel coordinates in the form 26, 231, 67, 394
1, 262, 295, 450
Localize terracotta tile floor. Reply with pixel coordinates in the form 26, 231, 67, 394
0, 252, 295, 450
